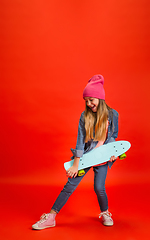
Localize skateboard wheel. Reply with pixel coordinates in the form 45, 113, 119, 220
119, 153, 126, 160
78, 169, 85, 177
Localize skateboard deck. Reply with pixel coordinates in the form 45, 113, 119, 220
64, 141, 131, 171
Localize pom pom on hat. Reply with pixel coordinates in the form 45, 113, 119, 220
83, 74, 105, 100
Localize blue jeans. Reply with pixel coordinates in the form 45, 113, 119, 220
52, 163, 108, 213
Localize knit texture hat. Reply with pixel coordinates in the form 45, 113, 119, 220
83, 74, 105, 100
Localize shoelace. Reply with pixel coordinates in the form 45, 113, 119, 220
99, 211, 112, 219
39, 213, 49, 223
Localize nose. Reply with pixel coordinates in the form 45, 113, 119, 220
86, 100, 91, 107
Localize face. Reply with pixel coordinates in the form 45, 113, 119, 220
84, 97, 99, 112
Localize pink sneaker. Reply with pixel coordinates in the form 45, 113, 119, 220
99, 210, 114, 226
32, 213, 56, 230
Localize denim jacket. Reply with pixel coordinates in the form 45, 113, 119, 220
71, 109, 119, 168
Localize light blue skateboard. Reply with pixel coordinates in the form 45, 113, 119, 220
64, 141, 131, 176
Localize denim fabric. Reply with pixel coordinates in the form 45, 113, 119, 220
52, 163, 108, 213
71, 109, 119, 168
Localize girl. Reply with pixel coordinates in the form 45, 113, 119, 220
32, 74, 119, 229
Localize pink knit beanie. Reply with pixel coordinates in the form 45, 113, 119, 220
83, 74, 105, 100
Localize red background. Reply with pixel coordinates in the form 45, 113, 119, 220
0, 1, 150, 239
1, 0, 150, 184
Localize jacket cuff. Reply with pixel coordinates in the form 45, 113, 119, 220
70, 148, 83, 158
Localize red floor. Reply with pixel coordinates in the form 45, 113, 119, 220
1, 181, 150, 240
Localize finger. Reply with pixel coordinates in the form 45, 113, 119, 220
67, 170, 71, 174
68, 173, 72, 178
67, 171, 72, 177
74, 172, 77, 178
66, 171, 71, 177
110, 156, 116, 162
71, 172, 74, 178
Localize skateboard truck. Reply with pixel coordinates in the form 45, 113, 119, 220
119, 152, 126, 160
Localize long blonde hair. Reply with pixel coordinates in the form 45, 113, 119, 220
84, 99, 111, 143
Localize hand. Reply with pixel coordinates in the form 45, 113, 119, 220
109, 155, 118, 162
66, 165, 78, 178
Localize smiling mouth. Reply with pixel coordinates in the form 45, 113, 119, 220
91, 106, 96, 111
